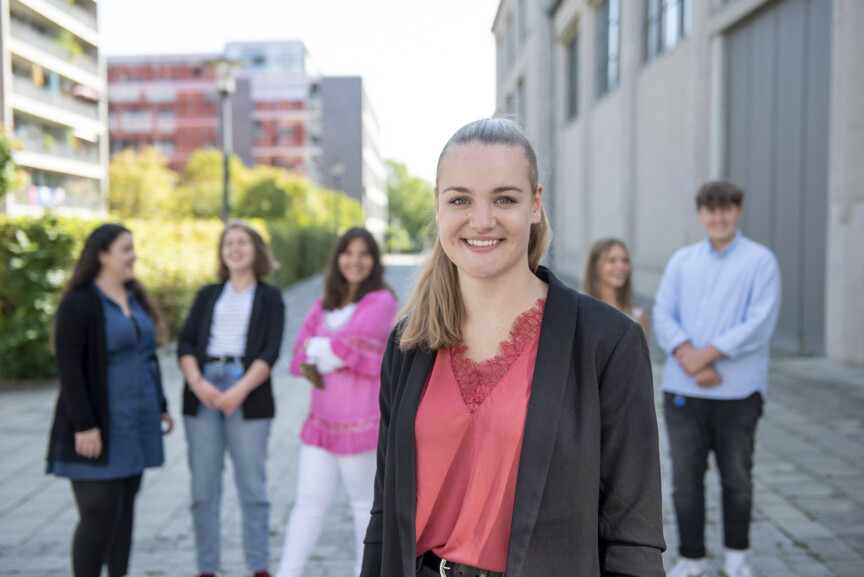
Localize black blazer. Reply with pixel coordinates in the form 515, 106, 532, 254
361, 268, 665, 577
47, 285, 167, 465
178, 281, 285, 419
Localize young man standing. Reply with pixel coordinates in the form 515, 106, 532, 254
654, 181, 782, 577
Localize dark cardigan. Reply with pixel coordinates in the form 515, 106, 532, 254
46, 285, 168, 465
360, 267, 666, 577
177, 281, 285, 419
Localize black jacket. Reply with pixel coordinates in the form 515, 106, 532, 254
46, 284, 167, 465
361, 268, 665, 577
178, 281, 285, 419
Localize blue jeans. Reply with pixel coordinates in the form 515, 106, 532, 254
664, 392, 763, 559
185, 361, 272, 573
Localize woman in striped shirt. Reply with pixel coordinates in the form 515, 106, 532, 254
178, 221, 285, 577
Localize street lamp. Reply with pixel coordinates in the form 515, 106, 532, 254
214, 58, 236, 225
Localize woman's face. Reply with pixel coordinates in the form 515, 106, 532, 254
338, 237, 375, 288
597, 244, 631, 290
98, 232, 136, 282
221, 228, 256, 276
435, 143, 542, 282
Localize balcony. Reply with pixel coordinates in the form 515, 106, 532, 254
15, 131, 100, 165
10, 19, 98, 75
40, 0, 98, 30
13, 76, 100, 120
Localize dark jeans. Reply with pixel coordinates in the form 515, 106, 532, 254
664, 392, 763, 559
70, 474, 142, 577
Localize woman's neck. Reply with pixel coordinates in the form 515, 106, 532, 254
94, 274, 126, 300
598, 284, 622, 311
342, 284, 359, 308
459, 267, 547, 331
229, 271, 256, 291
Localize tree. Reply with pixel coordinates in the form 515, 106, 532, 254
173, 149, 251, 219
108, 147, 177, 218
386, 160, 436, 252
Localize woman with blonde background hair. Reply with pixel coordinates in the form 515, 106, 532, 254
583, 237, 650, 340
178, 221, 285, 577
360, 118, 665, 577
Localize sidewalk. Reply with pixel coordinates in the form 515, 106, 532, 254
0, 260, 862, 577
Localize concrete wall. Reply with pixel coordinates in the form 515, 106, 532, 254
825, 0, 864, 365
503, 0, 864, 364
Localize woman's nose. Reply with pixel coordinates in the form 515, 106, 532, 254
469, 203, 496, 230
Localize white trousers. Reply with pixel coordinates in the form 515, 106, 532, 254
276, 444, 376, 577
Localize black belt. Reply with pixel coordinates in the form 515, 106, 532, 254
419, 551, 504, 577
205, 355, 239, 364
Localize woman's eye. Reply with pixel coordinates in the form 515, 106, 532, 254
450, 197, 468, 206
496, 196, 516, 205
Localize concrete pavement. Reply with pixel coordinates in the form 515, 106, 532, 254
1, 258, 862, 576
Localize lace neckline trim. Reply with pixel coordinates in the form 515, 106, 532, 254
450, 298, 546, 414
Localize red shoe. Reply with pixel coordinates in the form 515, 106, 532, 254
253, 572, 272, 577
198, 574, 216, 577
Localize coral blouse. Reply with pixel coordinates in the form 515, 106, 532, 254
415, 300, 545, 573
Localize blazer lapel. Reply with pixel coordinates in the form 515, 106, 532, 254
395, 347, 436, 577
506, 268, 579, 577
242, 283, 262, 363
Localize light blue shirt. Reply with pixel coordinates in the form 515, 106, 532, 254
653, 232, 781, 399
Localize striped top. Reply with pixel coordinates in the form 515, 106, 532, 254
207, 281, 256, 357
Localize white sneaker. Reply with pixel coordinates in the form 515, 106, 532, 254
724, 560, 753, 577
668, 558, 708, 577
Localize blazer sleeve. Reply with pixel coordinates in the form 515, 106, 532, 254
331, 290, 399, 377
177, 287, 208, 359
598, 323, 666, 577
54, 294, 98, 432
360, 325, 400, 577
289, 299, 324, 376
251, 285, 285, 367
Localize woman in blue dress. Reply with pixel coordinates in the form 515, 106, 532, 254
46, 223, 174, 577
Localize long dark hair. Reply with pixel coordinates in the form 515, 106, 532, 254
55, 223, 167, 346
321, 227, 390, 310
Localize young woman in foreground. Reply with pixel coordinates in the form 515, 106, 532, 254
360, 118, 666, 577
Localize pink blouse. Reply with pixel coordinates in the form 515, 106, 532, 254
290, 289, 398, 455
415, 299, 545, 573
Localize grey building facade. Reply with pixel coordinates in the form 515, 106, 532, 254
1, 0, 107, 215
494, 0, 864, 365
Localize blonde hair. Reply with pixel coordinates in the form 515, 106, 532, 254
583, 238, 633, 313
398, 118, 550, 351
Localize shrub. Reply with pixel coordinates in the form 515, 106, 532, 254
0, 215, 76, 379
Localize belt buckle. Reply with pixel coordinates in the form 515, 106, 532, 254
439, 558, 450, 577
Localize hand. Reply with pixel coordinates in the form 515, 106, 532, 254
161, 412, 174, 435
215, 383, 249, 417
192, 377, 223, 410
694, 366, 722, 388
75, 428, 102, 459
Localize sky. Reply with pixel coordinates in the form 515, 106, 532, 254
99, 0, 501, 182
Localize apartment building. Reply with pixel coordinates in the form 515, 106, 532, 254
0, 0, 107, 215
494, 0, 864, 365
107, 41, 387, 238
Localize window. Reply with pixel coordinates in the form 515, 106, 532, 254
507, 15, 517, 66
595, 0, 620, 98
516, 79, 526, 127
645, 0, 692, 61
567, 32, 580, 120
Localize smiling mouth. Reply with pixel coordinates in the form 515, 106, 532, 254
465, 239, 500, 247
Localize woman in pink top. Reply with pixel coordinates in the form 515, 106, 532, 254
360, 119, 665, 577
276, 228, 398, 577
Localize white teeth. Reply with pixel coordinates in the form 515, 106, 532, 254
466, 239, 500, 247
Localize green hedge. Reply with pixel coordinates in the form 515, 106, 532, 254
0, 216, 335, 380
